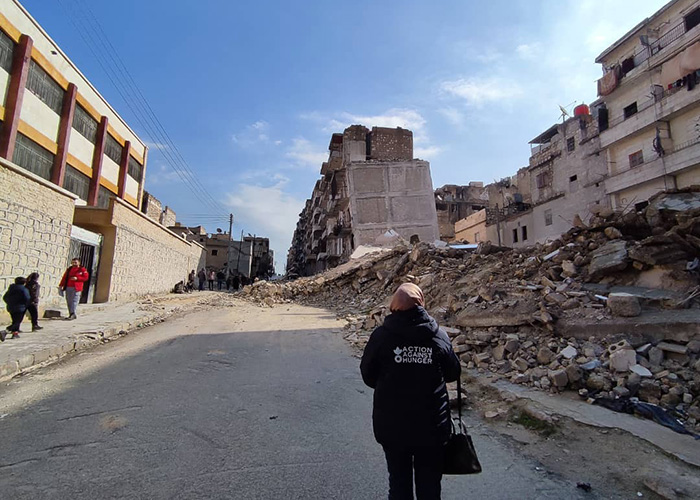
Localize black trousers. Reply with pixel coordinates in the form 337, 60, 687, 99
383, 445, 444, 500
27, 303, 39, 326
9, 310, 25, 332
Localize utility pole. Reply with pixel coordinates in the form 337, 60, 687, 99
227, 213, 233, 278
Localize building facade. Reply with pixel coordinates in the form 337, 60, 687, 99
287, 125, 439, 276
0, 0, 148, 209
596, 0, 700, 210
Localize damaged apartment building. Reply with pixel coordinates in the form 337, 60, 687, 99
455, 0, 700, 248
287, 125, 439, 276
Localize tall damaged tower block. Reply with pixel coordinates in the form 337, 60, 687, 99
287, 125, 439, 277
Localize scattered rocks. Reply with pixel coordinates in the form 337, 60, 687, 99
607, 293, 642, 317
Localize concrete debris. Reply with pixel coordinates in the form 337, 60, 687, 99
241, 194, 700, 433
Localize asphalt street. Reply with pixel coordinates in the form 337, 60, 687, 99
0, 303, 595, 499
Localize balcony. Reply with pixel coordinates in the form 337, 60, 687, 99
600, 83, 700, 148
604, 136, 700, 194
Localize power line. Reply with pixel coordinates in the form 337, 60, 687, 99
55, 0, 228, 217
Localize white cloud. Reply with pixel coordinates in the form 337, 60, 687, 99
232, 120, 273, 146
146, 141, 169, 151
224, 177, 306, 273
515, 43, 541, 60
414, 145, 443, 159
440, 78, 524, 107
438, 107, 466, 128
286, 137, 328, 169
145, 164, 179, 185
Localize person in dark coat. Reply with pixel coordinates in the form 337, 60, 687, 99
26, 272, 43, 331
361, 283, 461, 500
2, 276, 31, 341
197, 268, 206, 291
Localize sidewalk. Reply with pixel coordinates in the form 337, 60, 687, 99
473, 372, 700, 468
0, 292, 220, 382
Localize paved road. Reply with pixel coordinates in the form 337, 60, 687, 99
0, 302, 594, 499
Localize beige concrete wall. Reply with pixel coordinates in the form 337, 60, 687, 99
454, 210, 497, 244
75, 198, 205, 302
347, 160, 439, 245
0, 159, 76, 316
676, 164, 700, 188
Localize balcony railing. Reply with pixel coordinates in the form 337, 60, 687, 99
606, 83, 687, 129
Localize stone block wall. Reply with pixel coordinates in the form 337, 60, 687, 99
0, 161, 76, 311
141, 191, 162, 222
369, 127, 413, 160
347, 160, 439, 245
107, 199, 205, 301
161, 206, 176, 227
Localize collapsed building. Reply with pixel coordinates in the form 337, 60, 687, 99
434, 183, 487, 241
286, 125, 439, 276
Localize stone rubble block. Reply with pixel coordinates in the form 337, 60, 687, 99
607, 293, 642, 317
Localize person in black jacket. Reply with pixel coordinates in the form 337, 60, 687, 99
2, 276, 31, 341
26, 272, 43, 331
361, 283, 461, 500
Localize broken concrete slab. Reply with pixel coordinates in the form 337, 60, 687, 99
588, 240, 628, 277
607, 292, 642, 317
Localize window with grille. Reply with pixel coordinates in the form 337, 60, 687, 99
567, 137, 575, 152
0, 29, 15, 72
97, 186, 112, 208
26, 60, 64, 114
629, 150, 644, 168
544, 209, 553, 226
63, 164, 90, 200
128, 155, 142, 179
623, 102, 638, 119
12, 133, 53, 180
104, 134, 123, 164
72, 104, 98, 143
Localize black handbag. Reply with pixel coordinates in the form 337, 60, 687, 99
443, 376, 482, 475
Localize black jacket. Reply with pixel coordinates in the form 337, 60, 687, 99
3, 284, 31, 313
26, 280, 40, 305
360, 306, 461, 447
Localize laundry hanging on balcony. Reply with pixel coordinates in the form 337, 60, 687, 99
597, 65, 620, 96
661, 41, 700, 88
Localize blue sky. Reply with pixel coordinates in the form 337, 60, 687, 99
22, 0, 668, 271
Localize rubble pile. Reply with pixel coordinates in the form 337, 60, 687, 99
243, 192, 700, 430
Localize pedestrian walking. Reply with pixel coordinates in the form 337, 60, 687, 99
26, 272, 43, 331
217, 270, 225, 290
197, 268, 206, 291
2, 277, 31, 341
208, 270, 215, 291
360, 283, 461, 500
187, 270, 196, 292
59, 258, 89, 320
232, 275, 240, 291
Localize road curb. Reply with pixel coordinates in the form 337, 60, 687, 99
0, 310, 172, 382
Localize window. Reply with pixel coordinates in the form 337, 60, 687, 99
73, 104, 98, 143
635, 201, 649, 212
567, 137, 575, 152
623, 102, 638, 119
535, 171, 551, 189
0, 29, 15, 72
512, 228, 519, 243
544, 209, 553, 226
569, 174, 579, 193
12, 133, 53, 180
128, 155, 143, 180
26, 60, 65, 114
569, 175, 578, 182
685, 7, 700, 32
474, 232, 480, 242
97, 186, 112, 209
212, 249, 218, 256
63, 165, 90, 200
522, 226, 528, 241
104, 135, 123, 164
629, 150, 644, 168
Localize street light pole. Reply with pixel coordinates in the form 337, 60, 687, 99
227, 213, 233, 277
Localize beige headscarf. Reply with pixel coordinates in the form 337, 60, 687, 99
389, 283, 425, 312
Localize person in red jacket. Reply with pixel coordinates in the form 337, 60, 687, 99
59, 258, 89, 320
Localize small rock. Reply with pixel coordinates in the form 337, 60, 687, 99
492, 344, 506, 361
587, 374, 610, 391
504, 339, 520, 353
648, 347, 664, 366
604, 227, 622, 239
561, 345, 578, 359
683, 393, 693, 404
610, 348, 637, 372
513, 358, 529, 372
581, 359, 602, 371
629, 364, 652, 377
613, 386, 631, 398
686, 340, 700, 354
656, 342, 688, 355
565, 364, 582, 383
549, 369, 569, 388
639, 380, 662, 400
607, 293, 641, 317
537, 347, 556, 364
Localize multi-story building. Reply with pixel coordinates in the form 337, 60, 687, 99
0, 0, 148, 209
434, 183, 487, 241
595, 0, 700, 210
455, 110, 610, 248
287, 125, 439, 276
